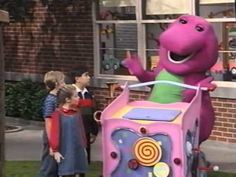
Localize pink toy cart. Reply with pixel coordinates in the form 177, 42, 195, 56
99, 81, 213, 177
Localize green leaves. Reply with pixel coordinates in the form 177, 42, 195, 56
0, 0, 31, 21
5, 79, 47, 121
0, 0, 87, 21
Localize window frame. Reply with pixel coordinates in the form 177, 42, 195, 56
93, 0, 236, 82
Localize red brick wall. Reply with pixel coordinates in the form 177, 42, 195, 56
91, 88, 148, 109
3, 0, 93, 74
210, 98, 236, 143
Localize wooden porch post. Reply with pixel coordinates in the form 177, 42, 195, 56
0, 10, 9, 177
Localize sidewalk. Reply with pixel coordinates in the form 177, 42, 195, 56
201, 140, 236, 173
5, 121, 102, 162
5, 121, 236, 173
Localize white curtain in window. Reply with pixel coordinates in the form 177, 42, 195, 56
200, 0, 234, 4
100, 0, 136, 7
146, 0, 191, 15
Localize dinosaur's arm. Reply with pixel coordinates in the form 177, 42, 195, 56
199, 93, 215, 143
136, 69, 158, 82
122, 53, 162, 82
197, 76, 216, 91
182, 89, 196, 102
183, 75, 216, 102
197, 76, 216, 142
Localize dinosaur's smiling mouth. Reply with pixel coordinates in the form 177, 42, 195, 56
168, 51, 194, 63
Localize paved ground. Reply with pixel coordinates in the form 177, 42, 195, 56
5, 124, 102, 162
201, 140, 236, 173
5, 123, 236, 173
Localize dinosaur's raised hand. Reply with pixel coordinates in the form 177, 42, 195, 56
122, 51, 144, 76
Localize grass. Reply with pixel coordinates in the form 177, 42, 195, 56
208, 171, 236, 177
6, 161, 40, 177
5, 161, 236, 177
5, 161, 102, 177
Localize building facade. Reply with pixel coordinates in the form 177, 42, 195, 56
3, 0, 236, 143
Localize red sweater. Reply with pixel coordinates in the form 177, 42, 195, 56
77, 99, 93, 108
49, 108, 87, 152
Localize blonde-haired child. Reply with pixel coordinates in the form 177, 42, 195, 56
38, 71, 65, 177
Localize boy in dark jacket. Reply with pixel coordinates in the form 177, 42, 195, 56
70, 67, 99, 164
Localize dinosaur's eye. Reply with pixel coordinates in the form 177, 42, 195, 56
195, 25, 204, 32
179, 18, 187, 24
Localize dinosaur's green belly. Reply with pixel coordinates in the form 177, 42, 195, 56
148, 70, 184, 104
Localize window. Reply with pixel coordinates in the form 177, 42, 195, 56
97, 0, 136, 20
144, 0, 192, 19
94, 0, 236, 81
199, 0, 235, 20
198, 0, 236, 81
99, 23, 137, 75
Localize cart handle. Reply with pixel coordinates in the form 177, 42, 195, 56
127, 80, 208, 91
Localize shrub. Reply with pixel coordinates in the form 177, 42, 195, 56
5, 79, 47, 121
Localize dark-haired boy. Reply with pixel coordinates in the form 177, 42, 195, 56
70, 67, 99, 164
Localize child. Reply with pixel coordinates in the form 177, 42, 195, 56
70, 67, 99, 164
49, 85, 88, 177
38, 71, 65, 177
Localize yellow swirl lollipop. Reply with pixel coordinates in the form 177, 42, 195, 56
133, 138, 162, 166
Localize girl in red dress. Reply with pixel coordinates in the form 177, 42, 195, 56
49, 85, 87, 177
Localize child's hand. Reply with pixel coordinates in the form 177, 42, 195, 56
49, 148, 54, 156
90, 134, 97, 144
53, 152, 64, 163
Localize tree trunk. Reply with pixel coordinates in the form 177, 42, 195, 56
0, 24, 5, 177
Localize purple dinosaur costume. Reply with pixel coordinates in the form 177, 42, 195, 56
123, 15, 218, 143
